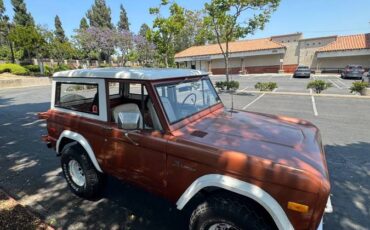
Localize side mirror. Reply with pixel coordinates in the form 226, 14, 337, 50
117, 112, 140, 130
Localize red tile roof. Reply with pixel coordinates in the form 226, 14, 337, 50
175, 38, 285, 58
318, 33, 370, 52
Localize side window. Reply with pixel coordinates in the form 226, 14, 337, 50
55, 82, 99, 114
109, 82, 121, 97
129, 83, 147, 96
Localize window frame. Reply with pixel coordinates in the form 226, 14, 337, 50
52, 77, 108, 122
154, 77, 222, 125
55, 82, 100, 115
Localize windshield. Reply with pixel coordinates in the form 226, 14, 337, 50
155, 78, 221, 124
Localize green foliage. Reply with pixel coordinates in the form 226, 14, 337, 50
149, 1, 185, 67
117, 4, 129, 31
204, 0, 280, 80
8, 25, 45, 58
139, 23, 150, 38
254, 82, 278, 91
0, 45, 23, 61
174, 10, 208, 53
79, 17, 89, 30
54, 15, 67, 42
23, 64, 39, 72
350, 81, 369, 94
98, 63, 110, 68
306, 80, 332, 94
215, 80, 240, 90
11, 0, 34, 26
0, 63, 29, 75
86, 0, 113, 28
54, 64, 70, 72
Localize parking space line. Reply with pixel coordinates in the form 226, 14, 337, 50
240, 86, 248, 92
310, 89, 318, 116
335, 79, 348, 88
329, 79, 342, 89
242, 93, 266, 110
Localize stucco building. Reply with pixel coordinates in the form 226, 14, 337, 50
175, 33, 370, 74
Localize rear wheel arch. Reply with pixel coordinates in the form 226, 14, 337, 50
176, 174, 294, 230
56, 130, 103, 173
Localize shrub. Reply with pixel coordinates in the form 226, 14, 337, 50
254, 82, 278, 91
215, 80, 240, 91
307, 80, 332, 94
350, 82, 369, 95
99, 63, 110, 68
215, 81, 226, 90
0, 63, 29, 75
54, 64, 70, 72
23, 64, 40, 73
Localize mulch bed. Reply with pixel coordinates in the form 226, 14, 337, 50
0, 189, 53, 230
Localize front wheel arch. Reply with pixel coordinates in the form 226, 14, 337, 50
176, 174, 294, 230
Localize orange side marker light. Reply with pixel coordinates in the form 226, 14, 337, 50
287, 202, 309, 213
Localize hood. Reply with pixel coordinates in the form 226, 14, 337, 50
173, 109, 328, 178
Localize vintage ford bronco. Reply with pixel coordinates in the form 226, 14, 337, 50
39, 68, 332, 230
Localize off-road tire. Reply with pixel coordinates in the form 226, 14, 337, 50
189, 194, 276, 230
61, 143, 105, 199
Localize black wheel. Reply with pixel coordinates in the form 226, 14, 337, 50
189, 194, 276, 230
61, 143, 105, 199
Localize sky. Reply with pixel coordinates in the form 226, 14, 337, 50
3, 0, 370, 40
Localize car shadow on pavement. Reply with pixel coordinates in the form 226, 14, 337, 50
0, 99, 187, 229
324, 142, 370, 230
1, 97, 369, 230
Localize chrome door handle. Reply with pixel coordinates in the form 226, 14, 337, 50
124, 132, 139, 146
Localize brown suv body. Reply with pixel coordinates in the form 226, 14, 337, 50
40, 68, 331, 230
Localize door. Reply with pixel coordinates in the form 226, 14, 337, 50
102, 81, 167, 194
103, 128, 167, 194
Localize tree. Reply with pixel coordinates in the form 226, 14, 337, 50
86, 0, 113, 29
0, 0, 16, 62
11, 0, 34, 26
204, 0, 280, 83
149, 0, 185, 68
135, 34, 156, 66
54, 15, 67, 43
139, 23, 150, 38
174, 10, 207, 53
8, 25, 45, 60
75, 26, 116, 62
79, 17, 89, 30
117, 4, 129, 31
116, 29, 133, 66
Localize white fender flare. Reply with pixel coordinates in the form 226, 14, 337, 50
176, 174, 294, 230
56, 130, 103, 173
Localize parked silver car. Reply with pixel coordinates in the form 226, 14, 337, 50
341, 65, 364, 79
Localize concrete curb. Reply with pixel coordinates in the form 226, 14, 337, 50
0, 77, 51, 90
235, 90, 370, 99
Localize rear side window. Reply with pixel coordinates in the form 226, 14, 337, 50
55, 82, 99, 114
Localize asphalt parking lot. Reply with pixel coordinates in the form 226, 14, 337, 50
0, 74, 369, 229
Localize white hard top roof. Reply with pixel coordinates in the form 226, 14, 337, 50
53, 67, 207, 80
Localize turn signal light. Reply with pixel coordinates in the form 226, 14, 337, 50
287, 202, 309, 213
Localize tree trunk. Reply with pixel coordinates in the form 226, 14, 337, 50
225, 42, 230, 84
8, 40, 15, 63
164, 55, 169, 68
225, 55, 230, 83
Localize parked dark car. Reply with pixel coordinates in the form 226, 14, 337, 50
341, 65, 365, 79
293, 66, 311, 78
